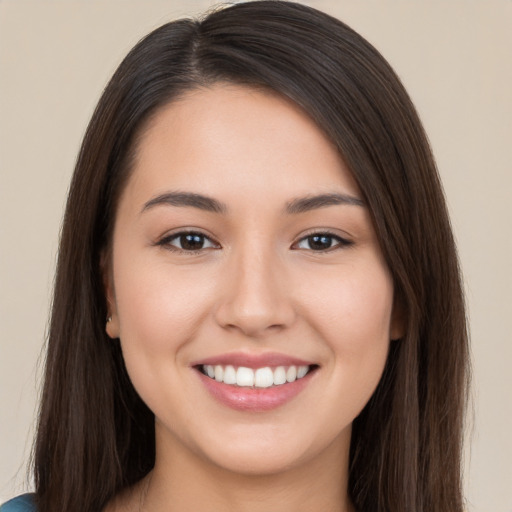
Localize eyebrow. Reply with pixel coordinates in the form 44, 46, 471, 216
141, 191, 364, 215
285, 193, 364, 214
142, 192, 227, 214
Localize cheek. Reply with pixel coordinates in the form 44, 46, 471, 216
111, 254, 220, 419
301, 261, 393, 391
112, 250, 217, 361
310, 273, 392, 435
303, 261, 394, 342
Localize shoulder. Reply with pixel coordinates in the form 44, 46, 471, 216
0, 494, 36, 512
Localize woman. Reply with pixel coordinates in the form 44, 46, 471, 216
1, 1, 469, 511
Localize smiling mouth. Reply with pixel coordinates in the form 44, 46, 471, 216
196, 364, 318, 388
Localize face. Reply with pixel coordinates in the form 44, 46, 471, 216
106, 84, 402, 476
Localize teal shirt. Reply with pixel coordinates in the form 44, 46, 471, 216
0, 495, 36, 512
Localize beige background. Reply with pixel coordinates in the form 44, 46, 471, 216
0, 0, 510, 510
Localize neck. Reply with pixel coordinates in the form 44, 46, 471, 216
135, 424, 355, 512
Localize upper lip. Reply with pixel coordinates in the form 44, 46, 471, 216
191, 352, 316, 369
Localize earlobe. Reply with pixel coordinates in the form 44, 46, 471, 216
106, 313, 120, 339
101, 250, 120, 339
390, 323, 405, 342
104, 290, 120, 339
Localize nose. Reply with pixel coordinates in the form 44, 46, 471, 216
214, 245, 296, 338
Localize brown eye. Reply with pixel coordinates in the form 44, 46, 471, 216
179, 233, 207, 250
295, 233, 352, 251
159, 231, 218, 252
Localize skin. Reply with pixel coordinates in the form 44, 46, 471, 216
104, 84, 403, 512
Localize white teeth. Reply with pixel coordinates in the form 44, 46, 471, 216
214, 365, 223, 382
286, 365, 297, 382
273, 366, 287, 385
223, 365, 237, 385
297, 365, 309, 379
255, 367, 273, 388
202, 364, 313, 387
236, 366, 254, 387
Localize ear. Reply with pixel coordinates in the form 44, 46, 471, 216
389, 295, 406, 341
101, 250, 120, 339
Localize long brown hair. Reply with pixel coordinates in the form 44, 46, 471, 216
34, 2, 469, 511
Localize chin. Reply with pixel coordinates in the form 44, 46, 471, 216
207, 445, 309, 477
190, 422, 350, 478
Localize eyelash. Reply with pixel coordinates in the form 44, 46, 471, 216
156, 230, 353, 254
156, 231, 219, 254
292, 231, 353, 252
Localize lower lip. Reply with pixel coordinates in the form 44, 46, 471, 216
195, 369, 315, 412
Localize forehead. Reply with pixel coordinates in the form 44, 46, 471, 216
123, 83, 361, 210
